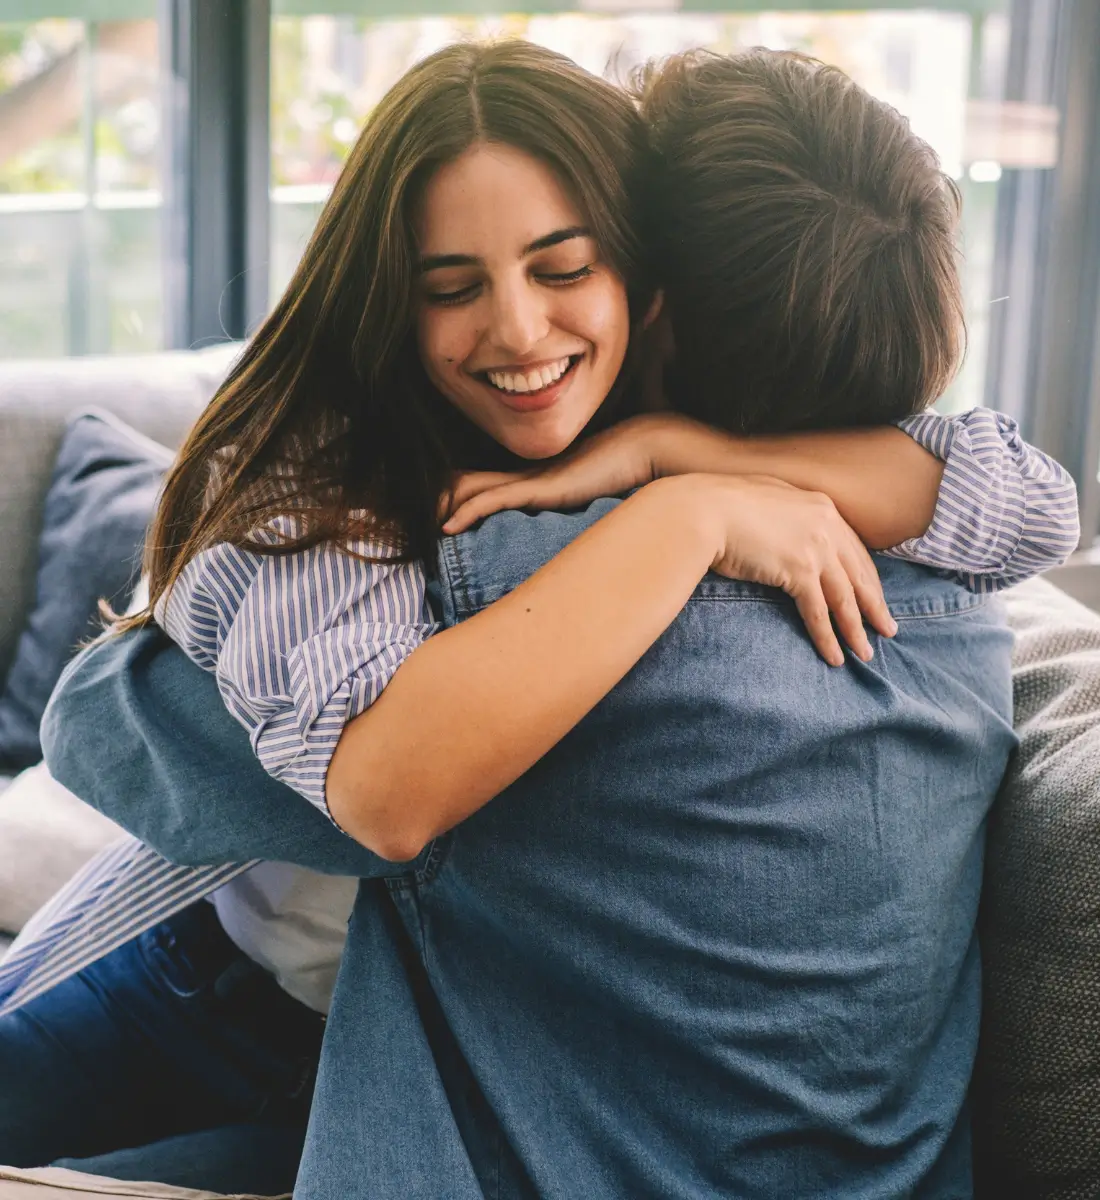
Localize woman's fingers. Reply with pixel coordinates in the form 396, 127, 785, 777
792, 541, 890, 666
446, 471, 525, 516
820, 564, 873, 663
444, 429, 653, 533
702, 476, 894, 666
444, 483, 531, 533
847, 556, 897, 640
790, 584, 846, 667
836, 537, 896, 641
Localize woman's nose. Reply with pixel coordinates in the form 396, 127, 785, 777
487, 279, 550, 358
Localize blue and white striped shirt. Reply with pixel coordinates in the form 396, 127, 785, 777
0, 406, 1080, 1018
156, 518, 436, 816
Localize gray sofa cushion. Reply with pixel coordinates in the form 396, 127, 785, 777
0, 411, 173, 770
0, 343, 238, 686
974, 577, 1100, 1199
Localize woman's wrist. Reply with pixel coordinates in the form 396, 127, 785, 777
631, 414, 752, 481
635, 471, 736, 573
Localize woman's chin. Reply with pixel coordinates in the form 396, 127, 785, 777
504, 436, 572, 462
496, 410, 597, 462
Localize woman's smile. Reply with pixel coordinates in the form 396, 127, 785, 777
474, 353, 584, 412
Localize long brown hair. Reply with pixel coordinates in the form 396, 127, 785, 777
635, 48, 965, 435
124, 40, 652, 631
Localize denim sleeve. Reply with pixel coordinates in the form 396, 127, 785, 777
40, 627, 401, 876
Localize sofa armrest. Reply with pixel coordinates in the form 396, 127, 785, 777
973, 577, 1100, 1196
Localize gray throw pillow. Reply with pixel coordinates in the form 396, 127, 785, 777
0, 409, 172, 770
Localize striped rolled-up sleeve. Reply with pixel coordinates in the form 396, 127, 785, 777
886, 408, 1080, 592
158, 527, 439, 818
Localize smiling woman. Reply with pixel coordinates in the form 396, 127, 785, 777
415, 143, 630, 460
124, 38, 653, 585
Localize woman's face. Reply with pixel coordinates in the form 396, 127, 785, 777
415, 142, 631, 460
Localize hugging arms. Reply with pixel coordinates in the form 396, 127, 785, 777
0, 40, 1078, 1199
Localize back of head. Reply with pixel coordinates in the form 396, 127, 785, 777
637, 48, 965, 434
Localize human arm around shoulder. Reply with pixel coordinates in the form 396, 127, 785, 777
48, 475, 890, 865
445, 408, 1079, 588
41, 627, 397, 876
444, 413, 942, 545
327, 473, 895, 860
648, 407, 1081, 585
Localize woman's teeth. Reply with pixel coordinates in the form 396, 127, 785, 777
486, 356, 573, 394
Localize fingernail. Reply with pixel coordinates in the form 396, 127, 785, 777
887, 618, 898, 635
862, 646, 874, 662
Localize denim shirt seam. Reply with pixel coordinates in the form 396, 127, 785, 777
439, 533, 474, 622
382, 834, 451, 891
450, 588, 990, 621
892, 600, 991, 621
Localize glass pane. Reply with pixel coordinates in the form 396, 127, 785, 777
271, 6, 1059, 413
0, 11, 165, 358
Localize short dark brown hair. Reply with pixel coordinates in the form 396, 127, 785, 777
636, 48, 965, 434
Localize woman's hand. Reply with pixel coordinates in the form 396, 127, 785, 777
444, 418, 663, 533
692, 474, 896, 666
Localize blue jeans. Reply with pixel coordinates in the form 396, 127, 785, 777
0, 900, 321, 1195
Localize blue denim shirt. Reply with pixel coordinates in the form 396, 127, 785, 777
44, 500, 1016, 1198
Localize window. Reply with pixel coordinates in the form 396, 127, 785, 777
0, 5, 168, 356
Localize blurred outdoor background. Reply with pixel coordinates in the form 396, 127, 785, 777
3, 0, 1097, 499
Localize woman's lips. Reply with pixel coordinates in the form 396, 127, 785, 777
479, 355, 581, 413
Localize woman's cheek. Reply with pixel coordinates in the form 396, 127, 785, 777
418, 308, 472, 376
575, 277, 630, 361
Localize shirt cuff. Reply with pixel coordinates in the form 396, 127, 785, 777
884, 409, 1026, 591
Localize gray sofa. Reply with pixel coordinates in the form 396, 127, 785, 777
0, 348, 1098, 1198
0, 346, 238, 958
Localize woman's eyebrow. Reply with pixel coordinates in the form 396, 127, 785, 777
418, 226, 592, 273
524, 226, 591, 255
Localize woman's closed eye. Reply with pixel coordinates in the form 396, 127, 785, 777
424, 282, 480, 306
423, 263, 596, 307
538, 264, 595, 285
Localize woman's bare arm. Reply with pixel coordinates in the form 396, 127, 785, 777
446, 414, 941, 549
328, 472, 892, 860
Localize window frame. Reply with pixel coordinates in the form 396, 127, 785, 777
160, 0, 270, 348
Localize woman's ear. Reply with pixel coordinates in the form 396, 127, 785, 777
642, 289, 664, 330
